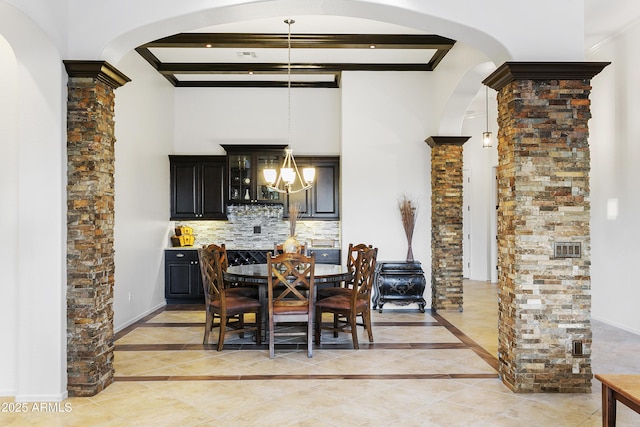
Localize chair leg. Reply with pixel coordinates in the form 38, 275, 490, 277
363, 309, 374, 342
217, 312, 226, 351
314, 309, 322, 344
333, 313, 339, 337
269, 313, 275, 359
239, 314, 245, 339
255, 309, 262, 344
203, 309, 213, 344
350, 312, 359, 349
307, 315, 313, 358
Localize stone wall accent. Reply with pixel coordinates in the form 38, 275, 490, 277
484, 62, 609, 393
64, 61, 129, 397
177, 204, 340, 249
425, 136, 469, 310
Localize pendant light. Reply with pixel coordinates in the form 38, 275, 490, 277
263, 19, 315, 194
482, 85, 492, 148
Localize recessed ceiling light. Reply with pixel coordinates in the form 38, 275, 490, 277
205, 44, 212, 48
369, 45, 376, 49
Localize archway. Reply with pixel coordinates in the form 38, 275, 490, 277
0, 32, 19, 398
0, 2, 66, 401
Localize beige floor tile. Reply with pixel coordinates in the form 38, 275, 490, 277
8, 280, 640, 426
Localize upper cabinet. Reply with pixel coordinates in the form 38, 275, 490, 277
285, 156, 340, 220
222, 144, 286, 204
169, 149, 339, 220
170, 155, 227, 220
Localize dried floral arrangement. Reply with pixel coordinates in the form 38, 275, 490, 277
288, 203, 301, 236
398, 195, 418, 262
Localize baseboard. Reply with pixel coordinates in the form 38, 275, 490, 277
14, 390, 68, 402
114, 302, 166, 333
0, 388, 17, 397
591, 315, 640, 336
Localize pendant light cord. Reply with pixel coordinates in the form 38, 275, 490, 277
285, 19, 294, 146
485, 85, 489, 132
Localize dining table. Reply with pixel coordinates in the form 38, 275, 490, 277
224, 263, 352, 339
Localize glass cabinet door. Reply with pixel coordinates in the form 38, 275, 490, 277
256, 153, 282, 202
228, 154, 251, 202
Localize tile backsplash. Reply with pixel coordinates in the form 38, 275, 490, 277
174, 204, 340, 249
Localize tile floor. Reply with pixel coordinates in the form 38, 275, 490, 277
2, 280, 639, 426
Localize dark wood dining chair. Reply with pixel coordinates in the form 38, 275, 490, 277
317, 243, 373, 301
202, 243, 258, 298
315, 246, 377, 349
198, 246, 261, 350
267, 252, 316, 358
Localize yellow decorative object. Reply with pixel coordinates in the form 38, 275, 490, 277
174, 226, 193, 236
171, 234, 195, 247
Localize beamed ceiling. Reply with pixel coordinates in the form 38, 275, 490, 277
136, 32, 456, 88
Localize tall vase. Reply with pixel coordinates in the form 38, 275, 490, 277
406, 241, 414, 262
283, 235, 301, 254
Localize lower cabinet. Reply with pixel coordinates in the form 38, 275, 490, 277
165, 250, 204, 303
308, 249, 340, 265
165, 248, 342, 304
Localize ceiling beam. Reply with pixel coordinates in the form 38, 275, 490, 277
158, 62, 435, 74
136, 32, 456, 87
141, 33, 456, 50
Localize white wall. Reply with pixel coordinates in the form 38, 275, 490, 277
341, 71, 434, 295
588, 21, 640, 334
113, 51, 176, 331
0, 34, 18, 397
173, 87, 340, 155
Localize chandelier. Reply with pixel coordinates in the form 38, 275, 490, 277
263, 19, 315, 194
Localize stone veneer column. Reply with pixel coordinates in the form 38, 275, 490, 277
484, 62, 608, 393
64, 61, 130, 397
425, 136, 469, 311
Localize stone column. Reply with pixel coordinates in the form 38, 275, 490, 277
64, 61, 129, 397
425, 136, 469, 311
484, 62, 609, 393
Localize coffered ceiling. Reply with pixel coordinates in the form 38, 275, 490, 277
136, 20, 456, 88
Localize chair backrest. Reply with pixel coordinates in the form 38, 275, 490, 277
351, 246, 378, 303
203, 243, 228, 271
267, 252, 315, 312
198, 246, 225, 305
346, 243, 374, 273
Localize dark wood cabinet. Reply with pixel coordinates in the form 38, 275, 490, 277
165, 247, 342, 303
308, 248, 340, 264
285, 156, 340, 219
170, 155, 226, 220
165, 249, 204, 303
372, 261, 427, 312
221, 144, 286, 204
